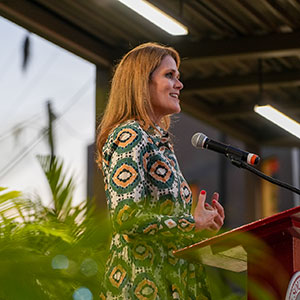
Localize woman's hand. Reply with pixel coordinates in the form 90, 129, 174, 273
193, 190, 225, 233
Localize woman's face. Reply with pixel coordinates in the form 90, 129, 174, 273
149, 55, 183, 124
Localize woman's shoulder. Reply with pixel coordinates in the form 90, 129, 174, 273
104, 120, 149, 149
111, 120, 146, 137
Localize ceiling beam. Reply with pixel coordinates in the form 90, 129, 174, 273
182, 70, 300, 94
175, 31, 300, 62
0, 0, 114, 67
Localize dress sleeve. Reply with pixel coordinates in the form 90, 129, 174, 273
103, 123, 196, 239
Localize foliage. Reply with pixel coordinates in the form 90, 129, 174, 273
0, 155, 259, 299
0, 156, 111, 299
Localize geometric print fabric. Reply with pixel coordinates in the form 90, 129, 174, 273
101, 120, 211, 299
111, 158, 140, 194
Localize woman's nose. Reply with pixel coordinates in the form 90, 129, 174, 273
175, 78, 184, 90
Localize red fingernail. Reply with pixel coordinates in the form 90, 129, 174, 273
212, 200, 217, 204
200, 190, 206, 195
205, 203, 209, 207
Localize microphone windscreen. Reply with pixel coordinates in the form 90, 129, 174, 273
191, 133, 207, 149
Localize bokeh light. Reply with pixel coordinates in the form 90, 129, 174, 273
73, 287, 93, 300
51, 254, 69, 269
80, 258, 98, 277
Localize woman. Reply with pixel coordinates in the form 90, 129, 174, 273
97, 42, 225, 299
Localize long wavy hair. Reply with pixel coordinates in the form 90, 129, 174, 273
96, 42, 181, 167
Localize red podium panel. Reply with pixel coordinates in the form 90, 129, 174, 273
175, 206, 300, 299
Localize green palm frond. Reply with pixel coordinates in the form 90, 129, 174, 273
37, 155, 74, 221
0, 155, 111, 299
0, 187, 21, 203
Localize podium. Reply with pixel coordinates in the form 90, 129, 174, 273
175, 206, 300, 299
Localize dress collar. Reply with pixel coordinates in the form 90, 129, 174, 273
122, 119, 171, 145
146, 124, 170, 147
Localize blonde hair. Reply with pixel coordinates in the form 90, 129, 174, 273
96, 42, 180, 167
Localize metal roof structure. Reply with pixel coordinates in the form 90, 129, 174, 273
1, 0, 300, 147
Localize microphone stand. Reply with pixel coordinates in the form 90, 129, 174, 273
229, 155, 300, 196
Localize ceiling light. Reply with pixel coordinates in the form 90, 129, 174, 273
117, 0, 188, 36
254, 104, 300, 139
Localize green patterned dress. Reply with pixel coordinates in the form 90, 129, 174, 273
100, 120, 211, 300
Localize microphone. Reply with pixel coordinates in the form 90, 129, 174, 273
191, 133, 260, 166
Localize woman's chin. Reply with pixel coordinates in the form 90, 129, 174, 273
173, 105, 181, 114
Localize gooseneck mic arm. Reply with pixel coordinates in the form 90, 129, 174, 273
230, 155, 300, 196
192, 132, 300, 196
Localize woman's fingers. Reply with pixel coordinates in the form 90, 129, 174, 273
193, 189, 225, 232
212, 201, 225, 220
208, 223, 219, 231
194, 190, 206, 214
206, 217, 220, 231
204, 203, 212, 210
213, 213, 224, 228
212, 192, 225, 220
212, 192, 219, 202
205, 191, 225, 231
204, 192, 224, 221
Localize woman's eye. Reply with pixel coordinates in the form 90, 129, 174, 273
165, 72, 173, 78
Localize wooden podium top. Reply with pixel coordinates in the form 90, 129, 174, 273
174, 205, 300, 272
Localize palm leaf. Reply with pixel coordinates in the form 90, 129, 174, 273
37, 155, 74, 221
0, 188, 21, 204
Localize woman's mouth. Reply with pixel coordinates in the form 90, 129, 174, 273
170, 93, 179, 99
